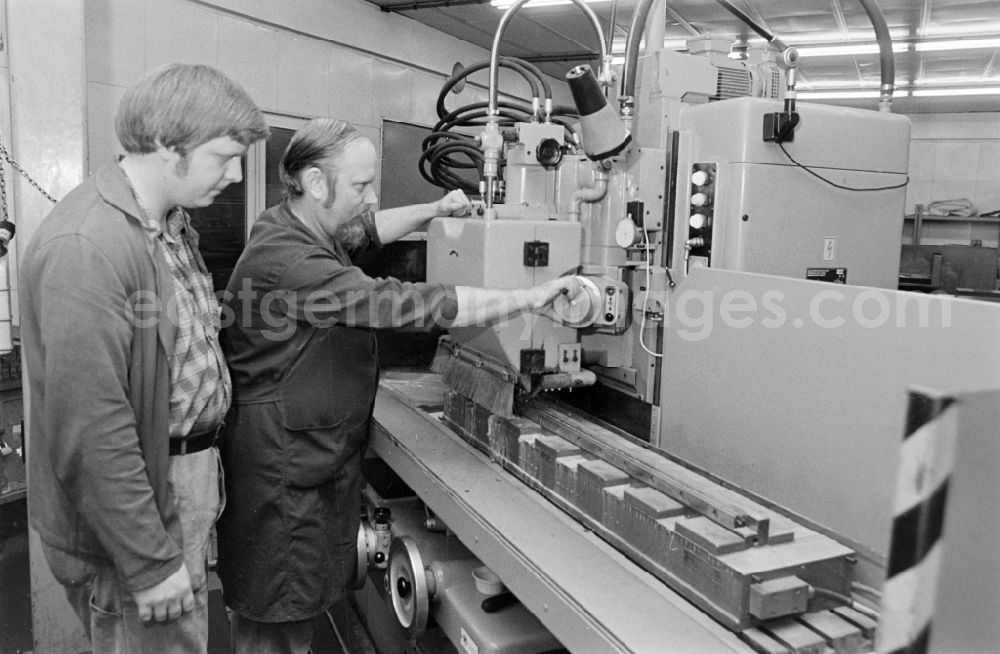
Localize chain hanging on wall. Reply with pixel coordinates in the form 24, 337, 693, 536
0, 132, 59, 257
0, 133, 59, 218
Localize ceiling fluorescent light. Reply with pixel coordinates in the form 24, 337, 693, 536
749, 29, 909, 47
914, 75, 1000, 86
798, 90, 910, 100
491, 0, 610, 8
912, 86, 1000, 97
797, 43, 909, 58
924, 23, 1000, 38
916, 38, 1000, 52
610, 37, 689, 54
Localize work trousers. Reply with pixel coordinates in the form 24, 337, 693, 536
230, 613, 315, 654
47, 447, 224, 654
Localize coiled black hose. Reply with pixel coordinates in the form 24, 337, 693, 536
422, 57, 580, 193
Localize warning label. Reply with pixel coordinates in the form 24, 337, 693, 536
806, 268, 847, 284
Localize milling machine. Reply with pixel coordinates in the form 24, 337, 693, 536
351, 2, 1000, 654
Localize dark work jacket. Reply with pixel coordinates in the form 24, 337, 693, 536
217, 202, 455, 621
21, 161, 193, 593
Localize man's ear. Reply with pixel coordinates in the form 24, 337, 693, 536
302, 166, 328, 203
154, 139, 182, 165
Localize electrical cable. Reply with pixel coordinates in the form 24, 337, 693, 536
638, 227, 663, 359
777, 142, 909, 192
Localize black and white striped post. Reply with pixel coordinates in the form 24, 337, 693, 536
876, 389, 957, 654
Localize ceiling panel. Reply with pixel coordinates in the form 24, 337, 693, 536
365, 0, 1000, 113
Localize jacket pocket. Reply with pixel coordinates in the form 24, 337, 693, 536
277, 330, 339, 430
276, 327, 378, 432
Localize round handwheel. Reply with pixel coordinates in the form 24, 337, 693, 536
386, 536, 429, 638
351, 519, 375, 590
551, 275, 602, 328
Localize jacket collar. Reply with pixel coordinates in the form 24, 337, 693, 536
275, 199, 351, 263
94, 159, 179, 357
94, 159, 148, 229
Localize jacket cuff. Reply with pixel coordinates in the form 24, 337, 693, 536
122, 553, 185, 594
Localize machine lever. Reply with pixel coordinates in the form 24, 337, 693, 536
481, 591, 518, 613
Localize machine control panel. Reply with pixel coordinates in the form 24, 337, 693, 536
593, 278, 629, 334
553, 276, 629, 334
685, 163, 716, 269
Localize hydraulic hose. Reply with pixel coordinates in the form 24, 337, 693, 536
488, 0, 609, 116
622, 0, 895, 112
621, 0, 656, 100
484, 0, 609, 210
437, 57, 549, 121
856, 0, 896, 111
712, 0, 788, 51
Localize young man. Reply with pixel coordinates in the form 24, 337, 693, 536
21, 63, 268, 653
217, 118, 584, 653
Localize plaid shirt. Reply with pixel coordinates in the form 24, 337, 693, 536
149, 208, 232, 437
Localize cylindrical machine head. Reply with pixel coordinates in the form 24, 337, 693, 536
566, 65, 631, 161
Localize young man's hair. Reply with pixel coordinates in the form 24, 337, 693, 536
116, 63, 268, 156
280, 118, 364, 203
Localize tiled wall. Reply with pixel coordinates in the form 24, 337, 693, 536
84, 0, 567, 176
906, 113, 1000, 217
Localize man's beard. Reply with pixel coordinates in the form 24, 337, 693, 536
333, 211, 372, 253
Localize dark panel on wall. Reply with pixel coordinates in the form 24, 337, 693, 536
379, 119, 442, 210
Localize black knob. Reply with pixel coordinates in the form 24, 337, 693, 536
536, 138, 563, 168
396, 577, 412, 599
374, 507, 391, 524
373, 552, 386, 565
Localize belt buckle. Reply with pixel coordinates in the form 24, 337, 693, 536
174, 422, 224, 456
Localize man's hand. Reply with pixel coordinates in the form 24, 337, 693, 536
529, 275, 589, 311
434, 189, 471, 217
133, 563, 195, 624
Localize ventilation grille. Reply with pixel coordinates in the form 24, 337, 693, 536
758, 62, 784, 99
714, 67, 752, 101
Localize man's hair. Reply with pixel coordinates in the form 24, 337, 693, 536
280, 118, 364, 201
116, 63, 268, 156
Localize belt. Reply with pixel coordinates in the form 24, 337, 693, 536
169, 423, 224, 456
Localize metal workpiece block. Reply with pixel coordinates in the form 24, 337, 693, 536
653, 517, 686, 567
554, 454, 592, 502
624, 486, 686, 519
830, 606, 877, 640
487, 415, 542, 466
455, 396, 474, 436
762, 619, 828, 654
796, 610, 866, 653
674, 516, 750, 555
517, 433, 543, 481
535, 435, 582, 490
463, 401, 491, 445
443, 391, 466, 428
748, 576, 810, 620
622, 486, 687, 560
662, 527, 748, 625
740, 627, 792, 654
576, 459, 630, 521
601, 484, 632, 535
